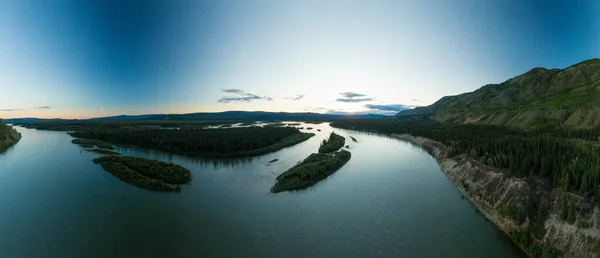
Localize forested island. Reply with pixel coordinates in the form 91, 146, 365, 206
71, 126, 314, 158
272, 150, 351, 193
0, 121, 21, 152
93, 155, 191, 192
72, 138, 114, 149
318, 132, 345, 153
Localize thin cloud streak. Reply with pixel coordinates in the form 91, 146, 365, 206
218, 89, 272, 103
285, 94, 305, 100
336, 92, 374, 103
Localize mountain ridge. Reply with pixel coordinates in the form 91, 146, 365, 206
4, 111, 388, 123
397, 58, 600, 128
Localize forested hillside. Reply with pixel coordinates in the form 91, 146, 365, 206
0, 120, 21, 152
397, 58, 600, 128
332, 119, 600, 257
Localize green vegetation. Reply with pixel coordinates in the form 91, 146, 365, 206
262, 122, 286, 128
317, 129, 321, 132
318, 132, 345, 153
350, 136, 357, 142
72, 138, 114, 149
93, 155, 191, 192
271, 150, 351, 193
306, 127, 313, 130
86, 149, 121, 155
0, 121, 22, 152
268, 158, 279, 163
333, 119, 600, 198
239, 121, 258, 126
332, 118, 600, 257
71, 127, 314, 158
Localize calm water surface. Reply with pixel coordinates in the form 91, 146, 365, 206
0, 124, 526, 258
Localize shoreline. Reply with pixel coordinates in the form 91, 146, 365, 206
391, 133, 600, 258
0, 123, 22, 153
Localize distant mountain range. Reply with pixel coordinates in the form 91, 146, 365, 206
4, 111, 388, 123
397, 58, 600, 128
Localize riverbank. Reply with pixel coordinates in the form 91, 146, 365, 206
393, 134, 600, 258
0, 122, 22, 152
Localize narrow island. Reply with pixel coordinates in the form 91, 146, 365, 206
93, 155, 191, 192
70, 127, 314, 158
72, 138, 114, 150
268, 158, 279, 163
350, 136, 357, 142
271, 149, 351, 193
86, 149, 121, 155
0, 121, 22, 153
318, 132, 346, 153
306, 127, 313, 130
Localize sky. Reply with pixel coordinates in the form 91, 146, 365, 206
1, 0, 598, 119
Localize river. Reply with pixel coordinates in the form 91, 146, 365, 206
0, 123, 526, 258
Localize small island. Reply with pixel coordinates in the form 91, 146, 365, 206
86, 149, 121, 155
72, 138, 114, 150
350, 136, 357, 142
318, 132, 345, 153
0, 121, 21, 153
93, 155, 191, 192
268, 158, 279, 163
271, 150, 351, 193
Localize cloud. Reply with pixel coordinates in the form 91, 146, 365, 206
340, 92, 367, 98
364, 104, 415, 112
285, 94, 305, 100
336, 92, 374, 103
218, 89, 272, 103
0, 108, 21, 112
36, 106, 51, 109
223, 89, 244, 94
336, 97, 374, 103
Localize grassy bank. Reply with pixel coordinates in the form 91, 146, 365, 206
93, 156, 191, 192
318, 132, 345, 153
271, 150, 351, 193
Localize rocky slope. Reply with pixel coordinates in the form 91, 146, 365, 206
394, 134, 600, 258
0, 120, 22, 152
397, 58, 600, 128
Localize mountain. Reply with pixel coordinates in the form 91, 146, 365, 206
397, 58, 600, 127
6, 111, 387, 124
92, 111, 386, 121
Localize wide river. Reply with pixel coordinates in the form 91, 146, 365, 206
0, 123, 526, 258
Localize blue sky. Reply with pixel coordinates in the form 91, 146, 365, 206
1, 0, 598, 118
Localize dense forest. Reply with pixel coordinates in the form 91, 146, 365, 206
272, 149, 351, 193
331, 119, 600, 199
94, 155, 191, 192
71, 126, 314, 158
318, 132, 346, 153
